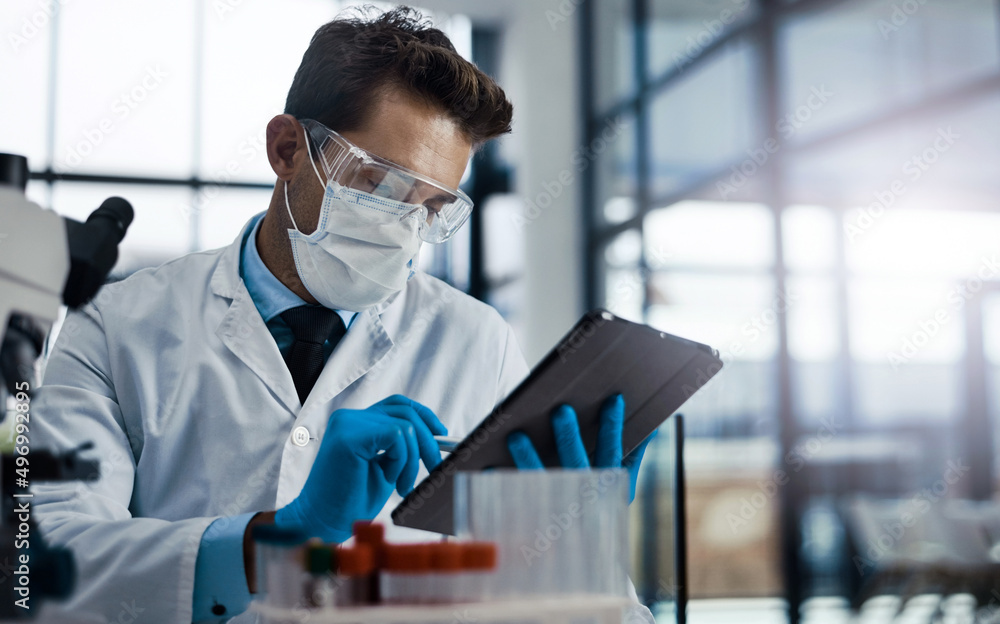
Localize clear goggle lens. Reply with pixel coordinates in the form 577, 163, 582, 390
301, 119, 473, 244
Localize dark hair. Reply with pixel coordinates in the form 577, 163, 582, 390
284, 5, 513, 147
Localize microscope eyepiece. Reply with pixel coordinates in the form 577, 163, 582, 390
0, 153, 29, 193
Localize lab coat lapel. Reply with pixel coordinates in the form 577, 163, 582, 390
304, 304, 394, 408
210, 218, 301, 414
215, 290, 300, 414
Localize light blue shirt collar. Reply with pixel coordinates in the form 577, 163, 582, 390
240, 213, 355, 329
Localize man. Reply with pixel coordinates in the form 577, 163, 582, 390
35, 7, 652, 623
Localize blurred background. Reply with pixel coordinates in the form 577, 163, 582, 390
3, 0, 1000, 622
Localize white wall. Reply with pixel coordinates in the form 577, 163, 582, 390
421, 0, 586, 365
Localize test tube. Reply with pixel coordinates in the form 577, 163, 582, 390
334, 544, 375, 606
428, 542, 463, 603
304, 542, 335, 609
458, 542, 497, 602
251, 524, 309, 608
454, 469, 630, 599
381, 544, 432, 604
352, 521, 385, 603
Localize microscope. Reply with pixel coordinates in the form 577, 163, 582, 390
0, 152, 133, 618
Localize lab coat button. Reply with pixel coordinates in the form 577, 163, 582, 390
291, 426, 310, 447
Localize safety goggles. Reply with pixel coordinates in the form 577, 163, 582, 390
300, 118, 474, 244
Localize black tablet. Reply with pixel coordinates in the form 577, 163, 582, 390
391, 309, 723, 534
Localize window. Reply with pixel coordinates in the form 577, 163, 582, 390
583, 0, 1000, 612
1, 0, 472, 280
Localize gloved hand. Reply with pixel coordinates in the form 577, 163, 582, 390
506, 394, 656, 502
275, 394, 446, 542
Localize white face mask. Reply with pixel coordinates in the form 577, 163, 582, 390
284, 146, 422, 312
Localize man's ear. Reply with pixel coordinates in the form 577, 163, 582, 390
266, 114, 304, 181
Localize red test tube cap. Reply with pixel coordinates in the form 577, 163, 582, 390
430, 542, 464, 572
353, 521, 385, 545
337, 544, 374, 577
383, 544, 432, 573
461, 542, 498, 571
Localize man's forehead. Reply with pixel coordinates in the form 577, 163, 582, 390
339, 90, 472, 188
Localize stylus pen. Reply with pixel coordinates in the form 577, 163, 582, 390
377, 436, 461, 457
434, 436, 462, 453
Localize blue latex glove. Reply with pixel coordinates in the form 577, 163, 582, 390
506, 394, 656, 502
275, 394, 446, 542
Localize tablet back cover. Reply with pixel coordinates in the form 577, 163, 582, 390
391, 309, 723, 534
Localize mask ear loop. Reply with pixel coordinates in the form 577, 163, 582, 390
283, 181, 300, 233
284, 122, 328, 234
302, 122, 327, 189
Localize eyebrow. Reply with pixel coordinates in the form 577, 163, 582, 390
347, 133, 463, 192
366, 142, 465, 189
380, 154, 447, 186
425, 193, 453, 205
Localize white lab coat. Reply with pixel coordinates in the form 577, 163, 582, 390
34, 217, 655, 624
33, 217, 529, 623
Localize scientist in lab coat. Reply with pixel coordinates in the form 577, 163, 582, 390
34, 7, 653, 624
